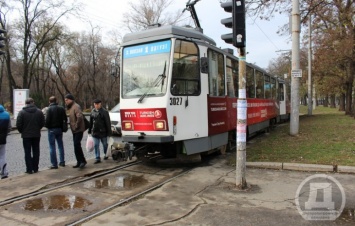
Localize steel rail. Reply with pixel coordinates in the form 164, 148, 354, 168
66, 167, 194, 226
0, 160, 141, 206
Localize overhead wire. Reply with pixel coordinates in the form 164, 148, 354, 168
247, 13, 284, 52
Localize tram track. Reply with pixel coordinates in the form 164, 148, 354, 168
67, 166, 194, 226
0, 156, 197, 226
0, 160, 141, 207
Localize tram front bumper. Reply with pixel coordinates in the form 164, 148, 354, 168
122, 135, 174, 143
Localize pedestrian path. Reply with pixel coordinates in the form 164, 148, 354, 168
1, 153, 355, 225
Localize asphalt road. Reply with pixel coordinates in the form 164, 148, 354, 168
6, 128, 122, 177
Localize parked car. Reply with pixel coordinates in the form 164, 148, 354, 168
109, 103, 121, 136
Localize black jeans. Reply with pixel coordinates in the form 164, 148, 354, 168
23, 137, 40, 173
73, 132, 86, 165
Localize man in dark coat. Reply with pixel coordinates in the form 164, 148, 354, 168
88, 99, 112, 163
0, 104, 11, 179
45, 96, 68, 169
16, 98, 45, 174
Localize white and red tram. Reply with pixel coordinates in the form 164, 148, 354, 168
119, 25, 290, 159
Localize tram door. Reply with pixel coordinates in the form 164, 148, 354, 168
279, 81, 290, 120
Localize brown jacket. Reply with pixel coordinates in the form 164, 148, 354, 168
68, 102, 85, 133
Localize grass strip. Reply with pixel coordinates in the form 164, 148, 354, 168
228, 106, 355, 166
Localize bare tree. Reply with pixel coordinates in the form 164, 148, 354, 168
12, 0, 82, 90
0, 1, 18, 105
122, 0, 187, 32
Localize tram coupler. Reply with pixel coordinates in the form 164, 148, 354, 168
110, 142, 135, 162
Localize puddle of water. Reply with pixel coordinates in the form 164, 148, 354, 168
22, 195, 92, 211
83, 174, 148, 189
339, 208, 355, 222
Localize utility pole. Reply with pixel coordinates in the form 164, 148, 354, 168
236, 47, 247, 189
290, 0, 301, 135
220, 0, 247, 189
307, 15, 312, 116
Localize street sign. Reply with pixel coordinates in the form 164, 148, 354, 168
292, 69, 302, 78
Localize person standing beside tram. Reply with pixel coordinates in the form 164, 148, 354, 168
45, 96, 68, 169
16, 98, 45, 174
64, 94, 87, 169
88, 99, 112, 163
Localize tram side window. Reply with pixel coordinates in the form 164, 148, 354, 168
208, 50, 225, 96
255, 70, 264, 98
264, 75, 271, 99
271, 78, 276, 100
226, 57, 238, 97
246, 65, 255, 98
171, 40, 199, 96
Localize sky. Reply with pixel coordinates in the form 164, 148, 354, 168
68, 0, 291, 69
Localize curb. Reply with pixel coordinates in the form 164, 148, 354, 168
247, 162, 355, 174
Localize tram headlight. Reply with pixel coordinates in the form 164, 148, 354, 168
123, 121, 133, 130
154, 120, 166, 130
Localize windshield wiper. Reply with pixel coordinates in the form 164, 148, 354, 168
138, 61, 167, 103
160, 62, 166, 92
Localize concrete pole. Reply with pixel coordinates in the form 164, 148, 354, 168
236, 47, 247, 189
290, 0, 300, 135
307, 15, 312, 115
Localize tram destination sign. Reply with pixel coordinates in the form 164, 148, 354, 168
291, 69, 302, 78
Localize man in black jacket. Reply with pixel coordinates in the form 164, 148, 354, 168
45, 96, 68, 169
88, 99, 112, 164
16, 98, 45, 174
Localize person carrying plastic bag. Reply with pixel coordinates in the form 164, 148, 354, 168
86, 135, 94, 153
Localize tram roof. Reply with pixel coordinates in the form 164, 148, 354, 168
122, 25, 216, 47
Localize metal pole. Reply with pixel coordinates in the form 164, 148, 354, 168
290, 0, 300, 135
236, 47, 247, 189
307, 15, 312, 115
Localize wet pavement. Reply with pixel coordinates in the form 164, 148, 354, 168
81, 156, 355, 226
1, 149, 355, 226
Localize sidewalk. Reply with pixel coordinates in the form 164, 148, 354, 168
83, 157, 355, 226
1, 154, 355, 225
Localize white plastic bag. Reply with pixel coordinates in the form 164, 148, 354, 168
106, 136, 114, 157
86, 135, 94, 152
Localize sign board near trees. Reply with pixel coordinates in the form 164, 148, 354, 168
13, 89, 29, 119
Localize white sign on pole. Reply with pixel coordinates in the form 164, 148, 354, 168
292, 69, 302, 78
13, 89, 29, 119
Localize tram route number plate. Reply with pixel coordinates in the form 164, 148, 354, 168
291, 69, 302, 78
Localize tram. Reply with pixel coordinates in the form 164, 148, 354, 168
118, 24, 290, 160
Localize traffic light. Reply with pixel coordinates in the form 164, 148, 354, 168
0, 28, 6, 56
220, 1, 234, 45
220, 0, 246, 48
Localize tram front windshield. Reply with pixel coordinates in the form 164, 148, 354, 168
122, 40, 171, 99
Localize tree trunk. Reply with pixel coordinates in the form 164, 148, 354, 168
345, 59, 354, 115
339, 93, 345, 111
323, 95, 329, 107
330, 94, 336, 108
